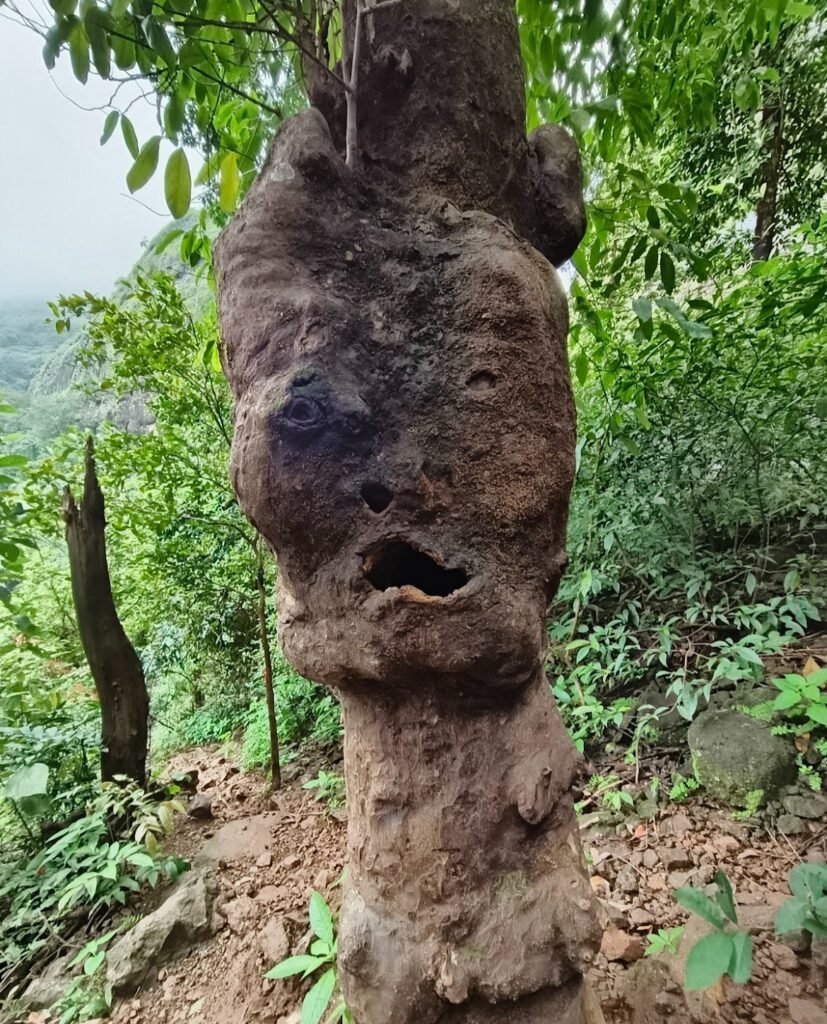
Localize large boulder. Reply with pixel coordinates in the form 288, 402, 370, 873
688, 709, 796, 807
106, 870, 215, 995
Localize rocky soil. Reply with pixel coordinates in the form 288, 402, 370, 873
20, 738, 827, 1024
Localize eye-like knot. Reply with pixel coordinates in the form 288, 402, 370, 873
283, 395, 325, 428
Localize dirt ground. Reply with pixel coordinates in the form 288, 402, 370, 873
35, 739, 827, 1024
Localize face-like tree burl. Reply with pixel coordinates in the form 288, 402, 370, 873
215, 2, 601, 1021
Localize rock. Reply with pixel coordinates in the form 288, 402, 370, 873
688, 709, 796, 807
223, 895, 258, 934
21, 954, 73, 1010
107, 871, 214, 995
768, 942, 799, 971
783, 793, 827, 820
603, 901, 631, 929
642, 849, 658, 869
617, 866, 640, 894
661, 813, 692, 836
194, 815, 274, 866
668, 871, 692, 890
187, 794, 214, 819
258, 918, 290, 964
788, 998, 827, 1024
256, 850, 273, 868
601, 927, 644, 963
630, 908, 655, 929
279, 854, 302, 870
660, 848, 694, 871
736, 903, 775, 934
777, 813, 805, 835
313, 868, 331, 890
256, 884, 287, 905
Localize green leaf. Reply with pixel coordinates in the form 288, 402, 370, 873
4, 762, 50, 801
660, 251, 676, 294
101, 110, 119, 146
121, 115, 139, 159
219, 152, 240, 214
632, 297, 652, 322
644, 245, 658, 280
674, 886, 725, 929
69, 22, 90, 84
714, 871, 737, 924
301, 968, 336, 1024
789, 864, 827, 902
807, 705, 827, 727
164, 93, 186, 138
775, 897, 808, 935
265, 955, 325, 980
685, 931, 734, 991
164, 148, 191, 219
145, 18, 177, 68
126, 136, 161, 193
727, 932, 752, 984
84, 8, 110, 78
309, 891, 334, 945
575, 350, 589, 385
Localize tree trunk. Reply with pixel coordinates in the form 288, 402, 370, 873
215, 1, 600, 1020
752, 83, 785, 261
63, 438, 149, 787
256, 540, 281, 790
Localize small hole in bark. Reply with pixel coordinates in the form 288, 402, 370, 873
361, 482, 393, 514
467, 371, 496, 392
365, 543, 468, 597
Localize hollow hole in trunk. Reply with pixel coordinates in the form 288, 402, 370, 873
365, 542, 468, 597
361, 482, 393, 514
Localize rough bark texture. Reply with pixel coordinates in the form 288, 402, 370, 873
215, 2, 599, 1019
752, 86, 785, 262
63, 439, 149, 786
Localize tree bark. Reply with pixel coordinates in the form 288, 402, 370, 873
63, 438, 149, 787
752, 83, 785, 261
256, 540, 281, 790
216, 1, 599, 1020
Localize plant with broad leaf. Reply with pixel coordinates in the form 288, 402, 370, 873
644, 926, 684, 957
775, 863, 827, 941
674, 871, 753, 991
303, 771, 346, 811
765, 668, 827, 734
265, 891, 352, 1024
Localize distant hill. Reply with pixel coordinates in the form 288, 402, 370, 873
0, 298, 68, 394
0, 217, 211, 454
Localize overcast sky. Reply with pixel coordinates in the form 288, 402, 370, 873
0, 13, 169, 302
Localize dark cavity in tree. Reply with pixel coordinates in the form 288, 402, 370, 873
365, 542, 468, 597
361, 481, 394, 513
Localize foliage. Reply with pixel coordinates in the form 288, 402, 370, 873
752, 667, 827, 735
668, 774, 700, 804
303, 771, 346, 811
731, 789, 765, 822
775, 863, 827, 941
52, 927, 122, 1024
674, 872, 753, 991
0, 779, 186, 987
265, 891, 352, 1024
644, 926, 684, 958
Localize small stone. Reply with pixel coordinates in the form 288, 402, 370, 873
189, 999, 205, 1018
279, 854, 301, 870
187, 794, 213, 819
256, 851, 273, 868
642, 849, 658, 869
603, 901, 631, 929
768, 943, 799, 971
647, 872, 667, 892
258, 918, 290, 964
668, 870, 691, 890
313, 868, 331, 890
783, 793, 827, 820
629, 908, 655, 929
788, 998, 827, 1024
256, 885, 287, 905
660, 848, 694, 871
662, 813, 692, 835
616, 866, 639, 895
223, 895, 257, 934
601, 927, 644, 963
712, 834, 740, 853
777, 813, 805, 835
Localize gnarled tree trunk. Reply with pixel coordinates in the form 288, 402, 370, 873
216, 2, 601, 1020
63, 438, 149, 787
